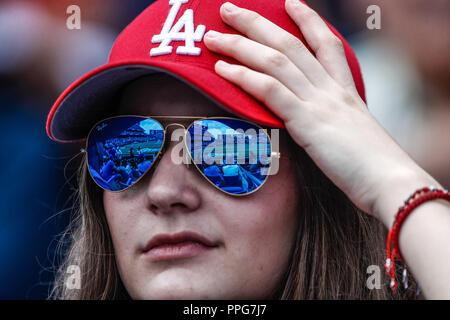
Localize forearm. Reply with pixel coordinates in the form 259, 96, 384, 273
373, 166, 450, 299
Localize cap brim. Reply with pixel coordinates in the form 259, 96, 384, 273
47, 60, 284, 143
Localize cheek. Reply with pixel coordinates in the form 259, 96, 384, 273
103, 192, 139, 265
103, 192, 125, 237
215, 160, 299, 288
249, 159, 299, 242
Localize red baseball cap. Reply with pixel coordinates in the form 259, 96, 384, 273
47, 0, 365, 143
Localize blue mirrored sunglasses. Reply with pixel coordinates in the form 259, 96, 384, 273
85, 116, 277, 196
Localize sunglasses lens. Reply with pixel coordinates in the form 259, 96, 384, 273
187, 119, 271, 195
87, 116, 164, 191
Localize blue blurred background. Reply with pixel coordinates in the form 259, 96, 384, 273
0, 0, 448, 299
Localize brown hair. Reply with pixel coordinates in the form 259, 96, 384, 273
50, 134, 415, 300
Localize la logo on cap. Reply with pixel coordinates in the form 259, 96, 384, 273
151, 0, 206, 57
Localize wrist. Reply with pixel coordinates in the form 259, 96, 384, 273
371, 165, 442, 229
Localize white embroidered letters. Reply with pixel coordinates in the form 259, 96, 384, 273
151, 0, 206, 57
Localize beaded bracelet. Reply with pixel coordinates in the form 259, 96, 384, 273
384, 186, 450, 294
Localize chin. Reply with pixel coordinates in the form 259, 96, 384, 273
136, 288, 219, 300
129, 276, 221, 300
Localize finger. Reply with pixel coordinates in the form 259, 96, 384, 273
285, 0, 357, 91
214, 60, 310, 123
204, 31, 315, 100
218, 1, 332, 87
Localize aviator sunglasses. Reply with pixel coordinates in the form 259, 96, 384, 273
85, 116, 280, 196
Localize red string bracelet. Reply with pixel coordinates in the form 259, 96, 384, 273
385, 186, 450, 294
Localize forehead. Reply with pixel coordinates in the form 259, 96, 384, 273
117, 74, 234, 118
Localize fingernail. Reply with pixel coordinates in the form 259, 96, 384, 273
289, 0, 301, 5
205, 30, 221, 39
216, 60, 230, 68
223, 2, 238, 13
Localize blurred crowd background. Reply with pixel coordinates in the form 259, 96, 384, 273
0, 0, 448, 299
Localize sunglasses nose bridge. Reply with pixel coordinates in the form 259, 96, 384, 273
164, 123, 187, 130
163, 123, 188, 145
159, 123, 190, 162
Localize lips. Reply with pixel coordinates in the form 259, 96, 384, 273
142, 231, 219, 262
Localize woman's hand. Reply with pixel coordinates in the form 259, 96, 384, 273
204, 0, 441, 227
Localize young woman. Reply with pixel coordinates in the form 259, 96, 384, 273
47, 0, 450, 299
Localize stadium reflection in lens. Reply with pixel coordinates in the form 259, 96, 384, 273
87, 116, 164, 192
187, 118, 272, 195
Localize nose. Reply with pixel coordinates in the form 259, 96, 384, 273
143, 126, 202, 215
